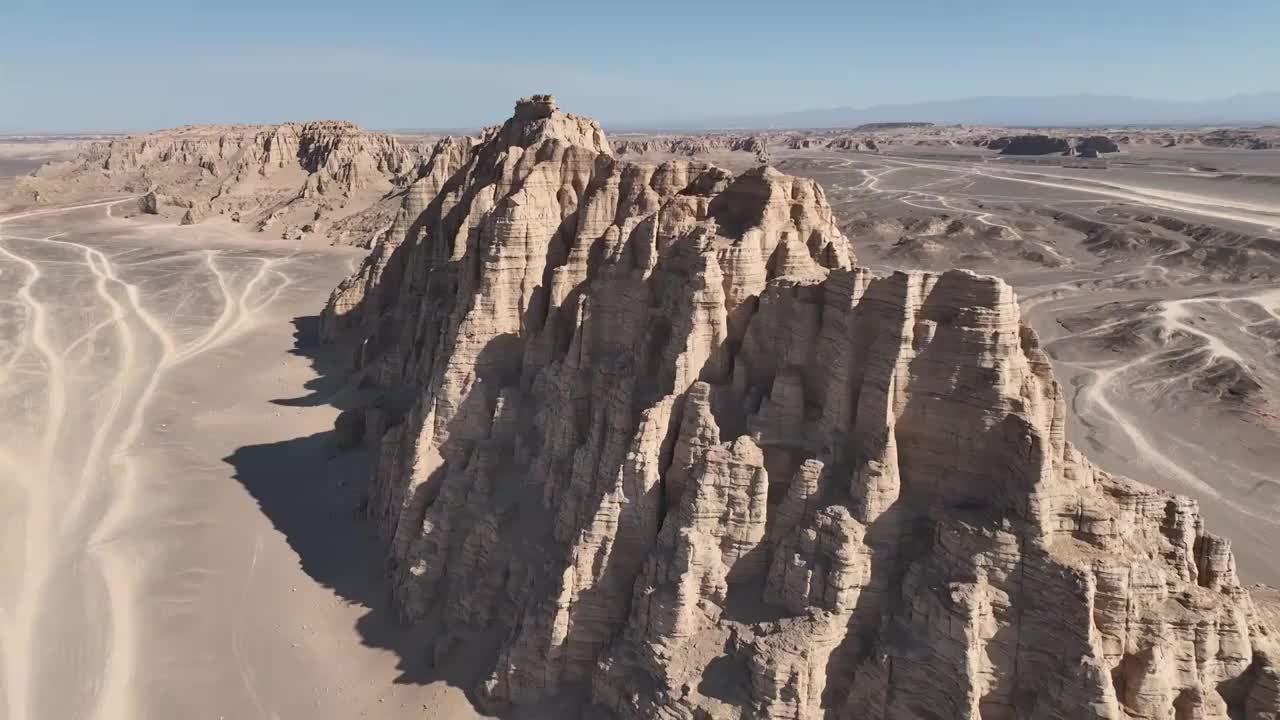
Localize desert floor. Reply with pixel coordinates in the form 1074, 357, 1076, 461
779, 143, 1280, 585
0, 201, 489, 720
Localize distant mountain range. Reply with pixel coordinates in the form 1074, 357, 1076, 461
648, 92, 1280, 130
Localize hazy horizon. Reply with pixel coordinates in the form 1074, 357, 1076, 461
4, 87, 1280, 135
3, 0, 1280, 132
4, 91, 1279, 136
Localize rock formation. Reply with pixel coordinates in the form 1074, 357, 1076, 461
993, 135, 1073, 155
829, 136, 880, 152
322, 96, 1280, 719
787, 136, 827, 150
983, 134, 1116, 158
1074, 135, 1121, 155
20, 121, 423, 244
614, 134, 770, 165
1200, 130, 1277, 150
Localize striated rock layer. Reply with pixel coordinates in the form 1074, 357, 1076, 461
322, 96, 1279, 719
21, 121, 422, 244
614, 134, 770, 164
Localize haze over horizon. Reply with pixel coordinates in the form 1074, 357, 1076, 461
2, 0, 1280, 131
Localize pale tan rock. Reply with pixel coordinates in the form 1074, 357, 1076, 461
320, 97, 1280, 720
179, 201, 209, 226
23, 120, 421, 243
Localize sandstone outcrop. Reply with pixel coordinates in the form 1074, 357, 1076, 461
21, 121, 422, 244
614, 135, 769, 164
787, 136, 827, 150
828, 137, 880, 152
139, 190, 161, 214
323, 96, 1280, 719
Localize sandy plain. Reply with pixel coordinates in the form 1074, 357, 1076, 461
0, 189, 491, 719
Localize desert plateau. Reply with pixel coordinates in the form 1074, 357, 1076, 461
3, 4, 1280, 717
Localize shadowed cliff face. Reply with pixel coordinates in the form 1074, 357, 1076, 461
319, 97, 1280, 720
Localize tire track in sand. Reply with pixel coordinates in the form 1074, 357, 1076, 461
0, 200, 296, 720
0, 240, 67, 720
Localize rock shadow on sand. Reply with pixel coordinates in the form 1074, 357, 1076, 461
223, 315, 574, 718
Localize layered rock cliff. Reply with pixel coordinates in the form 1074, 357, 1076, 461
614, 135, 769, 164
21, 121, 421, 243
322, 96, 1279, 719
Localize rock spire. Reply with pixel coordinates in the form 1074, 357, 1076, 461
321, 97, 1280, 720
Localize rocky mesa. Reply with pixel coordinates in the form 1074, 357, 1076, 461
16, 121, 423, 244
322, 95, 1279, 719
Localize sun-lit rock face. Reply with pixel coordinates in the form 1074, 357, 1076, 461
23, 120, 421, 244
85, 120, 413, 191
322, 96, 1279, 720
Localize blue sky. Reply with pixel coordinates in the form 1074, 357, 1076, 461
1, 0, 1278, 131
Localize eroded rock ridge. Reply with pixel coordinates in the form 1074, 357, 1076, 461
323, 96, 1279, 719
21, 121, 421, 243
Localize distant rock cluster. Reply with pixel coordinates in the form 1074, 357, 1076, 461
320, 97, 1280, 720
851, 121, 935, 131
20, 120, 426, 244
613, 134, 769, 163
992, 134, 1072, 155
985, 134, 1128, 156
758, 125, 1278, 157
567, 121, 1276, 167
